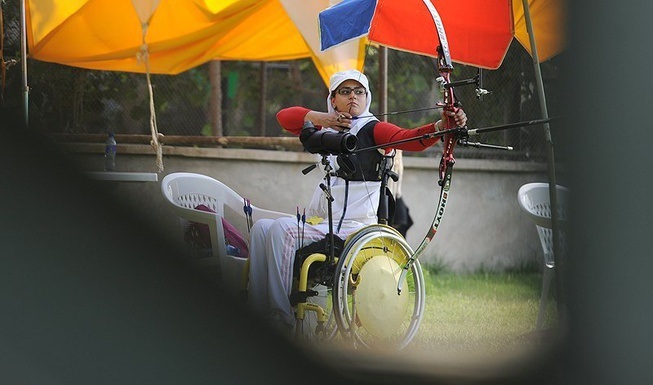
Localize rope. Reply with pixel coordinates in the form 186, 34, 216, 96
137, 22, 164, 172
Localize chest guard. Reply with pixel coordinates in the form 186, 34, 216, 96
336, 121, 392, 181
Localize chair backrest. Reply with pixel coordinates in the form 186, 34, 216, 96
162, 173, 295, 293
517, 183, 569, 228
162, 173, 228, 260
161, 172, 292, 260
517, 183, 569, 268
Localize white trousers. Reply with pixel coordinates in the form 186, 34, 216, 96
247, 216, 360, 328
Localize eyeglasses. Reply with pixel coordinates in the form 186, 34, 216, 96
336, 87, 366, 96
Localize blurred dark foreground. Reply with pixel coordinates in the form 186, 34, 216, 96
3, 1, 653, 382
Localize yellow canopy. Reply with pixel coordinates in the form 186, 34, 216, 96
25, 0, 366, 85
513, 0, 566, 62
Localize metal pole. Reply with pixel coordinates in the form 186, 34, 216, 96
258, 61, 267, 136
379, 46, 388, 122
521, 0, 564, 320
209, 60, 223, 136
20, 0, 29, 128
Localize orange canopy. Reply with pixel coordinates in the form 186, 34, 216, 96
25, 0, 366, 85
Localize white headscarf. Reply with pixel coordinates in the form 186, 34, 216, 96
326, 69, 378, 135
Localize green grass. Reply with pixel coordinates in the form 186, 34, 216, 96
406, 267, 558, 357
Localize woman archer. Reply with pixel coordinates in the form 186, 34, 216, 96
247, 69, 467, 330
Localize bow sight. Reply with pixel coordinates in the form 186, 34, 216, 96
435, 68, 491, 101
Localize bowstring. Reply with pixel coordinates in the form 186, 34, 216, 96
358, 150, 407, 288
360, 43, 413, 285
344, 43, 414, 288
353, 105, 444, 120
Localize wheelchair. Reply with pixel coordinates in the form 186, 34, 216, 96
162, 154, 426, 349
290, 153, 426, 349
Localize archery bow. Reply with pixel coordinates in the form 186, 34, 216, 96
393, 2, 554, 293
337, 0, 553, 294
396, 1, 460, 294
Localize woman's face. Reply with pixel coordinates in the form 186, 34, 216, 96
331, 79, 367, 117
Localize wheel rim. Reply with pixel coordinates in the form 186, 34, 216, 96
332, 225, 425, 349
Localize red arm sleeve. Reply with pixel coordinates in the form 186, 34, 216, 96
373, 121, 440, 151
276, 106, 313, 136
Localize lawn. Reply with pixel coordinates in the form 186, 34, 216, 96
311, 267, 563, 379
316, 267, 560, 355
405, 267, 559, 359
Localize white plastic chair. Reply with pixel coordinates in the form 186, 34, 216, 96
517, 182, 569, 329
161, 172, 291, 294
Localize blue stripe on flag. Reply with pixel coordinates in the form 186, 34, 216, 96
319, 0, 377, 51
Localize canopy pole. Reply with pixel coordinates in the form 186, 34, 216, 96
521, 0, 565, 324
20, 0, 28, 128
379, 46, 388, 122
258, 61, 267, 135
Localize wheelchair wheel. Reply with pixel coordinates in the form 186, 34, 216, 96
332, 225, 425, 349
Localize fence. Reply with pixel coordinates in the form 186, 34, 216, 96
2, 1, 562, 162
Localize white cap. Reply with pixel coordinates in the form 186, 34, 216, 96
329, 69, 369, 92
